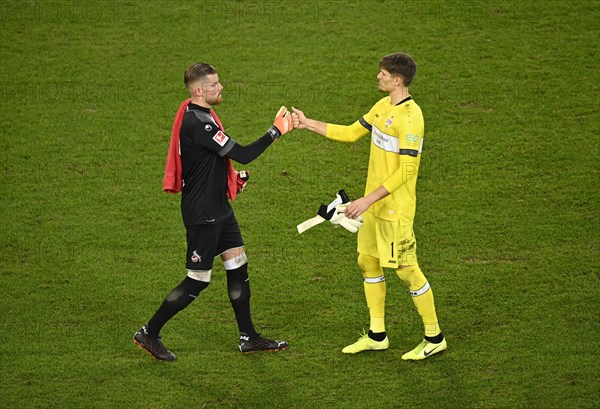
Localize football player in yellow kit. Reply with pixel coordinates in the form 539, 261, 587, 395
292, 53, 446, 360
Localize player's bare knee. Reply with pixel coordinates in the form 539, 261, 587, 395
223, 248, 248, 271
223, 251, 248, 271
221, 246, 248, 264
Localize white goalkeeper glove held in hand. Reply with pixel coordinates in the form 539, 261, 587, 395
329, 203, 364, 233
296, 190, 363, 234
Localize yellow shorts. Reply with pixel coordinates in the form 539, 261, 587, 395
357, 212, 418, 268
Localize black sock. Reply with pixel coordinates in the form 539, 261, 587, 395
146, 277, 209, 337
227, 263, 258, 339
368, 330, 387, 342
425, 333, 444, 344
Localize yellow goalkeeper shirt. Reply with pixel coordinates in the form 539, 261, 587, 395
326, 95, 424, 226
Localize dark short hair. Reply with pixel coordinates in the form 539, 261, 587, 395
379, 53, 416, 86
184, 62, 217, 89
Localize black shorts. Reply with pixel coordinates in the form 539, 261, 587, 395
185, 213, 244, 270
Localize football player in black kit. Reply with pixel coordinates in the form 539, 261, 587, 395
134, 63, 292, 360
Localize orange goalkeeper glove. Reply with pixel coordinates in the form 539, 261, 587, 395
271, 106, 292, 138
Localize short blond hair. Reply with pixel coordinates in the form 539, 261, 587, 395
184, 63, 217, 90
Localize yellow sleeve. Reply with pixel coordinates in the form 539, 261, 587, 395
324, 98, 387, 142
382, 124, 424, 193
325, 120, 369, 142
381, 154, 420, 193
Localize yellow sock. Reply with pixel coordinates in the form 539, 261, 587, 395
396, 264, 441, 337
358, 254, 386, 334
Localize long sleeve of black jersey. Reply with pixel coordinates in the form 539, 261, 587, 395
226, 132, 275, 165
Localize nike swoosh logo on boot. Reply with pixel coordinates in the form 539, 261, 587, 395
424, 345, 440, 357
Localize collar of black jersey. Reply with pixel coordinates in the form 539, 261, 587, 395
187, 102, 211, 112
396, 95, 413, 105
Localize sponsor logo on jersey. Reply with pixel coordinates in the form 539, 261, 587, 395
372, 125, 400, 153
212, 130, 229, 146
406, 133, 420, 143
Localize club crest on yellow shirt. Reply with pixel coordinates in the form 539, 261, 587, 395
385, 117, 393, 128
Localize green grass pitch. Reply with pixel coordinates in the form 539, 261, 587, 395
1, 1, 598, 408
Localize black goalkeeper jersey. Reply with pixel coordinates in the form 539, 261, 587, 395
179, 104, 237, 225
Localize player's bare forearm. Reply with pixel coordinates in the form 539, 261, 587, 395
291, 107, 328, 136
303, 118, 328, 136
345, 186, 390, 219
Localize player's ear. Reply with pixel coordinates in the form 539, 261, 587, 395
188, 81, 202, 98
